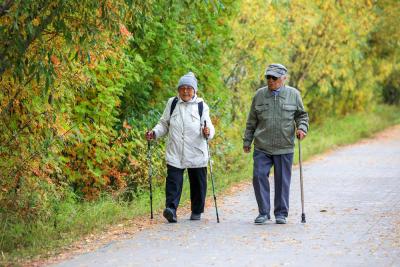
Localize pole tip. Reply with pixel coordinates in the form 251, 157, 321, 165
301, 213, 306, 223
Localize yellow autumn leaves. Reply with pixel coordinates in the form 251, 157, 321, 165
223, 0, 397, 122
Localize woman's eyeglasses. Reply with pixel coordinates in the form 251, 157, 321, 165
179, 86, 194, 91
266, 75, 278, 81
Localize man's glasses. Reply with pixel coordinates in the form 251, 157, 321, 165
266, 75, 278, 81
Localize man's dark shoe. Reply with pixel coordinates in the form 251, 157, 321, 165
275, 216, 287, 224
190, 213, 201, 220
254, 214, 270, 225
163, 208, 177, 223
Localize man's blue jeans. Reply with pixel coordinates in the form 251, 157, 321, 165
253, 149, 294, 218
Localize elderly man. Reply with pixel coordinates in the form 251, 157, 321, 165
243, 63, 309, 224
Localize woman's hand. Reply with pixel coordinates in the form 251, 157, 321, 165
203, 126, 210, 138
145, 130, 155, 141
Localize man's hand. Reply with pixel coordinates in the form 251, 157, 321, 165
203, 126, 210, 138
243, 146, 251, 153
296, 130, 306, 140
145, 130, 155, 141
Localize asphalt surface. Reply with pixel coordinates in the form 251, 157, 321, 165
54, 127, 400, 267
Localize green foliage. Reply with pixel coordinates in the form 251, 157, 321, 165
60, 58, 130, 199
382, 71, 400, 105
0, 0, 128, 202
223, 0, 399, 124
0, 0, 237, 233
117, 0, 238, 197
0, 0, 124, 83
120, 0, 236, 118
368, 0, 400, 105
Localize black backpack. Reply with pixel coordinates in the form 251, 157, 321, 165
169, 96, 203, 118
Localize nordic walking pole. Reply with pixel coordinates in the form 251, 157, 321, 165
298, 139, 306, 223
204, 120, 220, 223
147, 139, 154, 219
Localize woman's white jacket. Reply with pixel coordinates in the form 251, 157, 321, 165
152, 96, 215, 169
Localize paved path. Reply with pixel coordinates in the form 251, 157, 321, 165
54, 127, 400, 267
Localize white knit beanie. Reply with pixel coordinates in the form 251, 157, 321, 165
177, 72, 198, 92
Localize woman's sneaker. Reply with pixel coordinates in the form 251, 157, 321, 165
163, 208, 177, 223
190, 213, 201, 220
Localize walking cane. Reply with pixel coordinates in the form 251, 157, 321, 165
147, 140, 154, 220
298, 139, 306, 223
204, 121, 220, 223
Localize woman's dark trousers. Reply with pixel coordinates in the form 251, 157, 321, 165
166, 164, 207, 214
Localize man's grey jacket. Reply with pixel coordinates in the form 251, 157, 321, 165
243, 85, 309, 155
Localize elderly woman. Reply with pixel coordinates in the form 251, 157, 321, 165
146, 72, 215, 223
